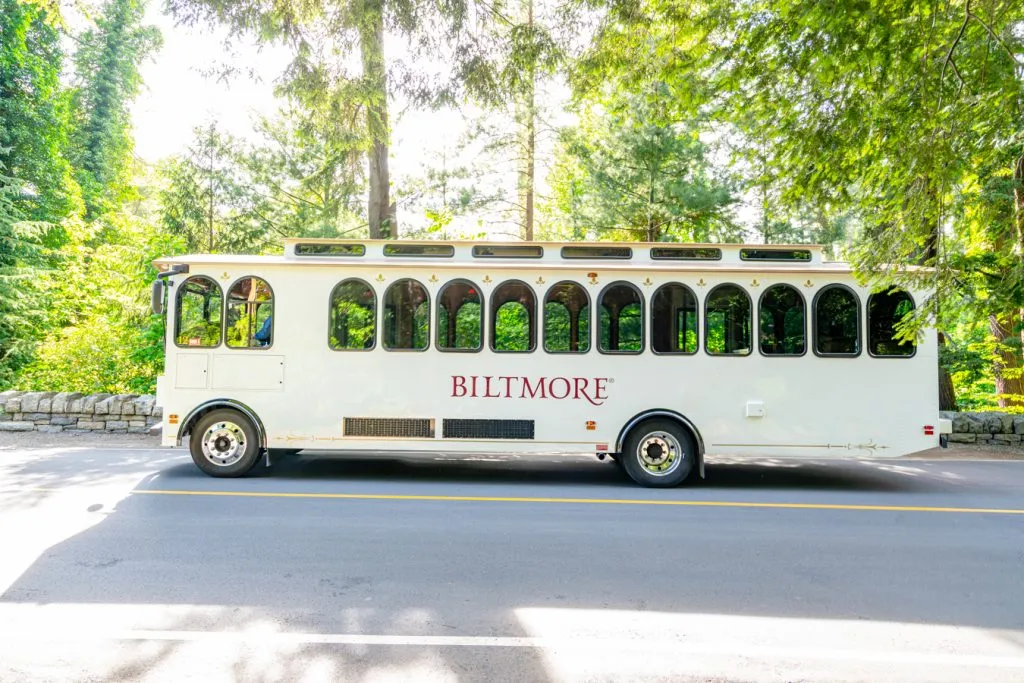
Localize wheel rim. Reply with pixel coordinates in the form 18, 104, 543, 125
201, 421, 248, 467
635, 431, 684, 477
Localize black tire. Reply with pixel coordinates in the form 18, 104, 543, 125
620, 419, 696, 488
189, 409, 262, 477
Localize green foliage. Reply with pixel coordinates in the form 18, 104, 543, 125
543, 302, 590, 353
494, 302, 532, 351
437, 301, 482, 350
18, 215, 184, 393
547, 84, 738, 242
580, 0, 1024, 405
160, 117, 368, 255
0, 0, 80, 386
599, 304, 642, 352
0, 0, 80, 227
70, 0, 161, 219
330, 282, 376, 349
158, 125, 274, 254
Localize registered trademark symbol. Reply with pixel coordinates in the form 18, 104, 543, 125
608, 378, 615, 384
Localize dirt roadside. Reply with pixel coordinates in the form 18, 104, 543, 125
0, 430, 1021, 459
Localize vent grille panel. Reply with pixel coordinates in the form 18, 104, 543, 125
442, 419, 535, 440
344, 418, 434, 438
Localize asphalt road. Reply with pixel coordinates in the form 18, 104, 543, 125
0, 442, 1022, 682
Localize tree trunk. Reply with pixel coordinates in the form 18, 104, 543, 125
937, 331, 956, 411
917, 177, 960, 410
989, 313, 1024, 408
516, 0, 535, 241
360, 0, 394, 239
986, 151, 1024, 409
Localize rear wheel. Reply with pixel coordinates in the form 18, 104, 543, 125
189, 409, 262, 477
620, 419, 696, 487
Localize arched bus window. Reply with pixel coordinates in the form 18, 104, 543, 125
813, 285, 860, 356
226, 276, 273, 349
544, 281, 590, 353
652, 283, 697, 354
868, 289, 916, 357
329, 279, 376, 350
705, 284, 751, 356
437, 279, 482, 352
492, 280, 536, 352
383, 278, 429, 351
599, 282, 643, 353
759, 284, 805, 356
175, 275, 223, 348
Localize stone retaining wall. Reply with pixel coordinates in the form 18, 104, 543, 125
941, 411, 1023, 446
0, 391, 161, 434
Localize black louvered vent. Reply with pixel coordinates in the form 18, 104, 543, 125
442, 419, 535, 440
344, 418, 434, 438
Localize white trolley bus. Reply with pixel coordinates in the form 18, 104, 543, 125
152, 239, 951, 487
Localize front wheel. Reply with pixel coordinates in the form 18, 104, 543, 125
189, 409, 262, 477
620, 419, 696, 487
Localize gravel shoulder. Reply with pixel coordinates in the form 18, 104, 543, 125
0, 431, 164, 450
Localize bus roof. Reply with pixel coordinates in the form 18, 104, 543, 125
155, 239, 869, 274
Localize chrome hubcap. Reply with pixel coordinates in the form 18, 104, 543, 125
201, 421, 247, 467
636, 432, 683, 476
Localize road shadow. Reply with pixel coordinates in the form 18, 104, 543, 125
700, 458, 960, 492
0, 446, 182, 512
146, 451, 965, 494
154, 451, 637, 489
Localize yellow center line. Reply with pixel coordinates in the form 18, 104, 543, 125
101, 488, 1024, 515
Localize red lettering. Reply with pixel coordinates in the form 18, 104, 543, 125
548, 377, 571, 399
573, 377, 588, 400
453, 375, 608, 404
521, 377, 546, 399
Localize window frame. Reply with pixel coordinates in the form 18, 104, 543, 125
383, 244, 455, 258
542, 280, 591, 355
740, 248, 812, 262
328, 277, 378, 352
382, 278, 431, 352
650, 247, 722, 261
561, 245, 633, 260
472, 245, 544, 259
703, 283, 753, 357
489, 279, 538, 354
174, 275, 224, 350
866, 289, 917, 359
597, 280, 646, 355
294, 243, 365, 257
436, 278, 484, 353
224, 275, 275, 351
757, 283, 807, 358
650, 282, 699, 356
811, 283, 862, 358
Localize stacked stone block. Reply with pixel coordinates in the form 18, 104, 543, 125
940, 411, 1024, 446
0, 391, 161, 434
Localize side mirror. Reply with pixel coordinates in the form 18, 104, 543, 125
151, 279, 165, 315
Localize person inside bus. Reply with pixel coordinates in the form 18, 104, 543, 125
255, 315, 272, 346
